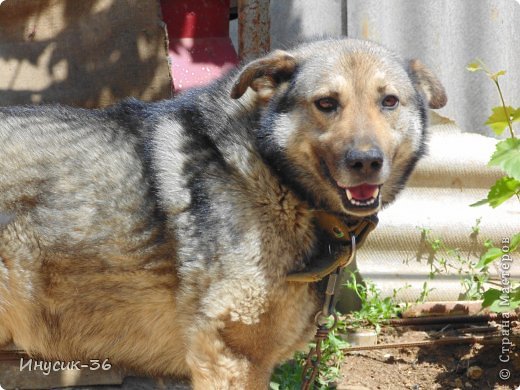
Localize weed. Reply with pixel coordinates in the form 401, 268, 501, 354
343, 271, 411, 334
418, 220, 489, 300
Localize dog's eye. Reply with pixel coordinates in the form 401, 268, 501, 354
315, 98, 339, 113
382, 95, 399, 109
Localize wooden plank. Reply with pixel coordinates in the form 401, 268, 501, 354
0, 0, 172, 107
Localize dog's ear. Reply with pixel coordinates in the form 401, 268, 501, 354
230, 50, 297, 100
407, 59, 447, 109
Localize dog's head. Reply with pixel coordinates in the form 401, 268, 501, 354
231, 39, 447, 217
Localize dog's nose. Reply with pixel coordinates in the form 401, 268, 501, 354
345, 148, 384, 174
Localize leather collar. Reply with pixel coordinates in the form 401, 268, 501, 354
286, 210, 378, 283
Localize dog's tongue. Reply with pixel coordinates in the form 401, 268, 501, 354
347, 184, 379, 201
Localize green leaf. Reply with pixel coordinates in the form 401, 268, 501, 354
482, 288, 501, 307
466, 61, 483, 72
490, 70, 506, 81
489, 138, 520, 180
476, 247, 502, 269
513, 287, 520, 303
484, 106, 520, 135
481, 288, 520, 312
510, 232, 520, 252
485, 177, 520, 208
470, 198, 489, 207
269, 382, 280, 390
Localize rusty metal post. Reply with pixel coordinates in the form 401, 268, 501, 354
238, 0, 270, 63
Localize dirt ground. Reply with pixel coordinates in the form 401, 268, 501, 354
338, 324, 520, 390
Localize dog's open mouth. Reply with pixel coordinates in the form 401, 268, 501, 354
343, 183, 381, 210
319, 160, 382, 214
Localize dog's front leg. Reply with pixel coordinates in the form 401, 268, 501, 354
186, 319, 271, 390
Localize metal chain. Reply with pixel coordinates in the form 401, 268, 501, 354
300, 275, 340, 389
301, 325, 330, 390
301, 234, 356, 389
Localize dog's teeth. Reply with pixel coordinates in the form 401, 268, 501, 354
346, 186, 381, 207
349, 196, 377, 207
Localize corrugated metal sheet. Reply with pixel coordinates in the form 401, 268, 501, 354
270, 0, 346, 50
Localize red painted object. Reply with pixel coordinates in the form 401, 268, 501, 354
160, 0, 238, 92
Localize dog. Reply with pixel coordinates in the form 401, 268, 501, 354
0, 38, 446, 388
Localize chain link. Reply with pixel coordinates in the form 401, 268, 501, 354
301, 315, 337, 390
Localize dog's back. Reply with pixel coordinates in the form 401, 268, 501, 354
0, 104, 155, 248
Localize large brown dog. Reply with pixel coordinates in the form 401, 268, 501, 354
0, 38, 446, 388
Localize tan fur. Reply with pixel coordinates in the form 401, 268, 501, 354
231, 50, 297, 101
408, 59, 447, 109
